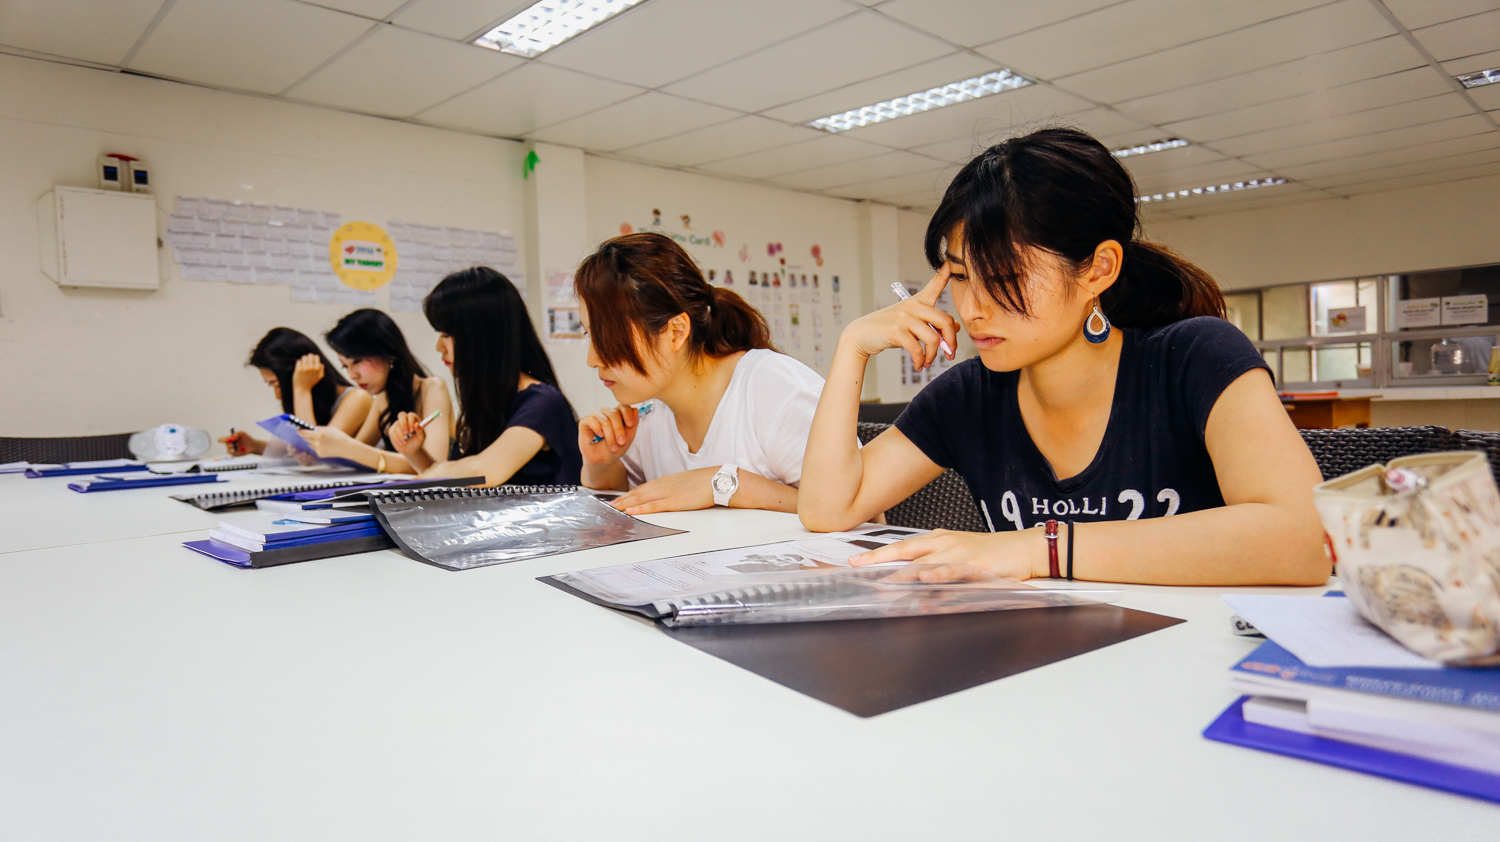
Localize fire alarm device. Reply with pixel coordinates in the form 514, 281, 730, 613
97, 157, 124, 190
128, 160, 151, 194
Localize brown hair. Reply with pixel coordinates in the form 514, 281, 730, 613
574, 232, 773, 374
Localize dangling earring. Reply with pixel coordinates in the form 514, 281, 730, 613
1084, 298, 1111, 344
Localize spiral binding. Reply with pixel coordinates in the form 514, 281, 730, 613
200, 457, 299, 473
173, 479, 365, 505
365, 484, 580, 504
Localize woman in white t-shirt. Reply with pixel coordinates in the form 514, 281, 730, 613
575, 232, 824, 515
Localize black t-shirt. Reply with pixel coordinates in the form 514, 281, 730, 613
497, 383, 582, 487
894, 317, 1270, 532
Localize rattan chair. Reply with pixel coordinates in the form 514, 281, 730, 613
1296, 425, 1454, 481
0, 433, 135, 464
1453, 429, 1500, 487
856, 422, 988, 532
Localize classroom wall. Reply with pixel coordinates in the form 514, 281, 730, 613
0, 54, 525, 438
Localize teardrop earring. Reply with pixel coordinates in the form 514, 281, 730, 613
1084, 299, 1111, 344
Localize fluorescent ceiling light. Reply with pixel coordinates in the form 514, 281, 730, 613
1137, 177, 1287, 204
808, 70, 1032, 133
1113, 138, 1190, 158
471, 0, 650, 58
1456, 68, 1500, 89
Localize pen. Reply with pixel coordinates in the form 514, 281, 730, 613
890, 281, 954, 358
590, 402, 652, 444
404, 409, 442, 441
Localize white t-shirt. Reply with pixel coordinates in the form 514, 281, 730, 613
621, 349, 825, 489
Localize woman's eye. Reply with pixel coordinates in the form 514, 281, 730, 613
950, 274, 968, 283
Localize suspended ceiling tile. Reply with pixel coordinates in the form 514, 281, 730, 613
1469, 84, 1500, 111
834, 83, 1094, 149
1162, 68, 1450, 142
1333, 161, 1500, 196
415, 63, 642, 137
538, 0, 851, 89
0, 0, 164, 65
286, 25, 519, 118
1115, 144, 1227, 179
1144, 189, 1326, 221
696, 134, 890, 179
1300, 147, 1500, 189
909, 137, 991, 166
127, 0, 372, 94
761, 52, 995, 126
770, 152, 946, 191
1244, 114, 1495, 170
615, 116, 823, 168
1411, 9, 1500, 62
1275, 132, 1500, 180
874, 0, 1121, 48
662, 12, 953, 114
392, 0, 535, 40
1443, 48, 1500, 75
1384, 0, 1500, 30
880, 192, 942, 211
1137, 182, 1313, 214
1113, 36, 1425, 126
827, 170, 954, 201
528, 92, 740, 152
1100, 127, 1181, 150
316, 0, 408, 18
1209, 94, 1475, 158
975, 0, 1330, 81
1053, 0, 1396, 104
1131, 160, 1272, 196
1062, 108, 1152, 141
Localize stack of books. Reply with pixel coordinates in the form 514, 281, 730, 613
1205, 595, 1500, 803
183, 509, 392, 569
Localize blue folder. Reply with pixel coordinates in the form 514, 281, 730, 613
68, 473, 222, 492
27, 464, 149, 478
255, 414, 367, 471
1203, 696, 1500, 804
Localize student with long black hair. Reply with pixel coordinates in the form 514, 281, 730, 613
800, 127, 1326, 586
388, 267, 581, 486
221, 327, 371, 455
295, 308, 454, 473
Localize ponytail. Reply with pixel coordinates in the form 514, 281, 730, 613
703, 286, 772, 357
926, 127, 1225, 328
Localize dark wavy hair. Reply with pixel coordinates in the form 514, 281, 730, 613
926, 127, 1224, 327
574, 232, 772, 375
247, 327, 350, 424
325, 308, 428, 444
423, 267, 563, 457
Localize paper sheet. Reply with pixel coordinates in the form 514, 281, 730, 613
1222, 594, 1441, 670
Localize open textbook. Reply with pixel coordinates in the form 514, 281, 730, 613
542, 525, 1123, 627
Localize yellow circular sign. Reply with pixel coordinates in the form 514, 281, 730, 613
328, 221, 397, 290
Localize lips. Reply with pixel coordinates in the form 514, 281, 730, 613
971, 335, 1003, 350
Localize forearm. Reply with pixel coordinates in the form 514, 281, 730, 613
582, 460, 628, 491
292, 390, 316, 424
729, 471, 798, 514
333, 438, 415, 474
798, 338, 874, 530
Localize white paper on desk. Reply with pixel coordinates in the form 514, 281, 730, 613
1222, 595, 1441, 670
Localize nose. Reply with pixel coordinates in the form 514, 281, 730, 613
954, 280, 983, 324
585, 341, 599, 369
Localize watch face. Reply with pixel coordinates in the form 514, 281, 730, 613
713, 473, 736, 494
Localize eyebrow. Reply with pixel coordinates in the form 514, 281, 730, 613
945, 251, 966, 265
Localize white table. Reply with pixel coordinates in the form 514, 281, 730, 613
0, 490, 1495, 840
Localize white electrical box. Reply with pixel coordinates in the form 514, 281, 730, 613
37, 186, 160, 290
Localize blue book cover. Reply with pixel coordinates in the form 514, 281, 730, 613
69, 473, 221, 492
255, 414, 367, 471
217, 513, 378, 543
209, 524, 385, 553
1232, 639, 1500, 713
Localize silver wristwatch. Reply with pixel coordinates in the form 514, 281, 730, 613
711, 464, 740, 507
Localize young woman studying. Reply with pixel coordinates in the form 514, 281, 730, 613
387, 267, 581, 487
220, 327, 372, 456
799, 127, 1327, 587
574, 232, 824, 516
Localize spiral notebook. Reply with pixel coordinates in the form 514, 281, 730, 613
171, 479, 371, 512
366, 485, 684, 571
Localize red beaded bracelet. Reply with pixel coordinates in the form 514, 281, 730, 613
1044, 519, 1060, 579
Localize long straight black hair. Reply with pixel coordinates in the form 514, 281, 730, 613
247, 327, 350, 425
926, 127, 1224, 328
423, 267, 564, 457
325, 308, 428, 440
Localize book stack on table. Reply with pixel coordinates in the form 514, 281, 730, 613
184, 509, 392, 569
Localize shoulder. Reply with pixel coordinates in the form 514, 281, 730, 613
737, 349, 824, 390
339, 385, 373, 409
419, 376, 450, 397
512, 382, 569, 413
1137, 316, 1257, 355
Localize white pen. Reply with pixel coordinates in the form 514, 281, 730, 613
403, 409, 442, 441
890, 282, 954, 358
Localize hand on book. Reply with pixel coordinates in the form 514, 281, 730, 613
219, 431, 265, 455
848, 528, 1047, 582
611, 466, 714, 516
580, 403, 640, 465
298, 426, 354, 460
292, 353, 324, 392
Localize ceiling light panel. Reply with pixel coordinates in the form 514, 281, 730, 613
472, 0, 650, 58
1137, 177, 1287, 203
1457, 68, 1500, 89
807, 70, 1031, 133
1112, 138, 1190, 158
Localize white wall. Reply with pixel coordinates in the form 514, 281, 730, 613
0, 54, 526, 437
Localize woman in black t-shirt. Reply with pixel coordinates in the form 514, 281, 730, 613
800, 128, 1327, 586
388, 267, 581, 487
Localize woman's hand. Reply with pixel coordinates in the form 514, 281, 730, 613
580, 404, 640, 467
839, 266, 958, 371
388, 411, 427, 460
611, 467, 716, 516
848, 528, 1046, 581
291, 353, 324, 392
297, 426, 354, 459
218, 431, 265, 455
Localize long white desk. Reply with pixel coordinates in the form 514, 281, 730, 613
0, 480, 1495, 839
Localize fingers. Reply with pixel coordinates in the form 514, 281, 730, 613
916, 263, 952, 304
622, 403, 640, 428
849, 535, 942, 566
908, 302, 959, 360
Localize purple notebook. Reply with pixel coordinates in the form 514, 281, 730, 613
1204, 696, 1500, 804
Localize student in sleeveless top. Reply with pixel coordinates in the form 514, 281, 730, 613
574, 232, 824, 515
294, 308, 455, 474
220, 327, 371, 456
800, 128, 1327, 587
388, 267, 581, 487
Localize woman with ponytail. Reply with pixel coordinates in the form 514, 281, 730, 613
800, 127, 1327, 586
575, 232, 824, 515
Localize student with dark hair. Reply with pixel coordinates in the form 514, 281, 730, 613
388, 267, 580, 487
221, 327, 371, 455
800, 127, 1326, 586
294, 309, 454, 473
574, 232, 824, 515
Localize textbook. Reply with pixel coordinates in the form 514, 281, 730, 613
207, 523, 385, 553
171, 479, 372, 512
254, 477, 485, 512
1229, 639, 1500, 713
256, 413, 366, 470
25, 459, 147, 478
68, 472, 222, 492
215, 511, 379, 545
183, 532, 395, 569
197, 455, 300, 472
366, 484, 684, 571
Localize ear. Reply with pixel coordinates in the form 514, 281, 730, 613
1080, 239, 1124, 297
664, 312, 692, 354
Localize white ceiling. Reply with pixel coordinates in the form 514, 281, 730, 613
2, 0, 1498, 220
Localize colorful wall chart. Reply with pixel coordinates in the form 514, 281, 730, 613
384, 221, 522, 313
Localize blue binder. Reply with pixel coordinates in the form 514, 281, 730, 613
27, 464, 149, 478
68, 473, 222, 492
255, 414, 367, 471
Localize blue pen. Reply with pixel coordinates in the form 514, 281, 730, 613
590, 402, 653, 443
